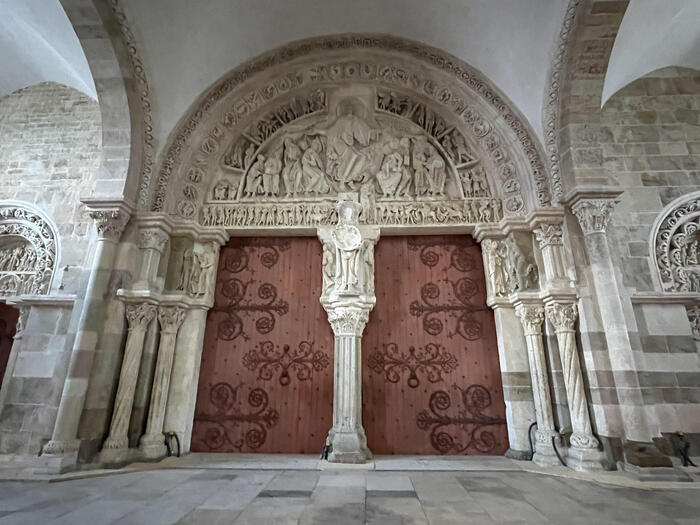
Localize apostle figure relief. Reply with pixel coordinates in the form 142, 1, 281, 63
203, 88, 503, 228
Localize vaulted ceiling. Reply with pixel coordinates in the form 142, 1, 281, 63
1, 0, 698, 149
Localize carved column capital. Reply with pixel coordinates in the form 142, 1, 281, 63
515, 304, 545, 336
157, 306, 187, 334
545, 302, 578, 332
570, 199, 616, 235
138, 229, 169, 252
89, 209, 130, 241
534, 223, 563, 248
125, 303, 156, 331
327, 307, 370, 337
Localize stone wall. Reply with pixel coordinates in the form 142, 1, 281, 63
559, 0, 700, 456
0, 82, 102, 455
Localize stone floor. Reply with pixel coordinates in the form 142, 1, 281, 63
1, 466, 699, 524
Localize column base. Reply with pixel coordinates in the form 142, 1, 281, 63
567, 446, 605, 472
328, 430, 372, 464
505, 448, 532, 461
36, 439, 81, 473
532, 431, 563, 467
622, 440, 673, 468
138, 435, 167, 459
99, 436, 130, 465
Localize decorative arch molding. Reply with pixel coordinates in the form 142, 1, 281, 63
0, 202, 59, 298
148, 34, 552, 227
652, 191, 700, 293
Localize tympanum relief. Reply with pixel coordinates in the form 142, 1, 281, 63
200, 88, 502, 229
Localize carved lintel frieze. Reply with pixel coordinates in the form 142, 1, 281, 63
571, 199, 617, 235
545, 302, 577, 333
138, 229, 169, 252
89, 209, 130, 241
125, 303, 157, 331
534, 223, 563, 248
157, 305, 187, 334
515, 304, 545, 337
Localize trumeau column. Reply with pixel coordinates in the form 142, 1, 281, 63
139, 306, 186, 458
514, 302, 560, 466
545, 302, 603, 471
569, 191, 670, 467
100, 302, 156, 463
42, 204, 130, 470
318, 194, 378, 463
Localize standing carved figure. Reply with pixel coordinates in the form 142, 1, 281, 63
483, 240, 508, 296
331, 200, 364, 293
505, 236, 538, 291
243, 155, 266, 197
300, 138, 330, 194
194, 245, 216, 297
177, 248, 193, 292
263, 156, 282, 197
281, 138, 303, 196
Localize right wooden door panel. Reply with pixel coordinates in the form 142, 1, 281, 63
362, 235, 508, 455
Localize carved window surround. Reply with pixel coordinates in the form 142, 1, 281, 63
0, 201, 59, 298
651, 191, 700, 294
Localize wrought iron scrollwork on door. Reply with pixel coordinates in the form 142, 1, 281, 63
416, 384, 506, 454
194, 382, 279, 451
242, 340, 330, 386
409, 279, 483, 340
367, 342, 458, 388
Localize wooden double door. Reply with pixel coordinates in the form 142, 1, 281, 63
192, 235, 507, 455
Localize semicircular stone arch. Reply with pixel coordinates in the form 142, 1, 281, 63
149, 35, 551, 229
0, 201, 59, 297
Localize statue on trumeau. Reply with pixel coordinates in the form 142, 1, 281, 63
332, 199, 363, 293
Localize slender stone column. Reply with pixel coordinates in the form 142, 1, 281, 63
139, 306, 186, 458
326, 307, 373, 463
534, 223, 569, 289
545, 302, 603, 471
42, 207, 129, 468
100, 302, 156, 463
514, 303, 560, 466
570, 195, 667, 467
133, 228, 169, 291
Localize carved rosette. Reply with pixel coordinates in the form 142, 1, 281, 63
0, 203, 58, 297
138, 229, 169, 252
125, 303, 157, 332
515, 304, 545, 337
327, 307, 370, 337
534, 223, 563, 248
89, 209, 130, 241
545, 302, 577, 333
571, 199, 616, 235
157, 306, 187, 334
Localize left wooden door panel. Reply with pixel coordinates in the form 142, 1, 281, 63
192, 237, 334, 453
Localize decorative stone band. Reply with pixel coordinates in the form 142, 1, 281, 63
138, 229, 169, 252
157, 305, 187, 334
327, 307, 371, 337
89, 209, 130, 241
200, 198, 501, 228
545, 302, 577, 332
534, 223, 563, 248
125, 302, 157, 331
514, 304, 545, 337
570, 199, 617, 235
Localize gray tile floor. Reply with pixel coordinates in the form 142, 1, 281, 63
0, 468, 699, 524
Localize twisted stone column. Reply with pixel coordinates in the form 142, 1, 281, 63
139, 306, 186, 458
515, 303, 559, 466
42, 207, 129, 468
326, 307, 372, 463
546, 302, 603, 471
100, 302, 156, 463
